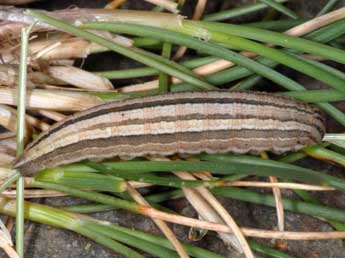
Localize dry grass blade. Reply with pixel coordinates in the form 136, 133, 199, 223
1, 189, 68, 198
269, 176, 285, 232
0, 104, 49, 138
286, 7, 345, 36
261, 152, 285, 233
178, 186, 241, 248
0, 104, 23, 133
0, 88, 103, 111
129, 181, 152, 188
33, 41, 62, 60
148, 156, 247, 253
137, 183, 345, 240
241, 228, 345, 240
36, 110, 66, 122
223, 181, 335, 191
105, 0, 127, 9
0, 65, 18, 87
143, 0, 179, 13
0, 218, 19, 258
176, 171, 254, 258
0, 103, 49, 132
0, 21, 26, 42
29, 37, 107, 60
119, 80, 159, 93
0, 175, 33, 187
0, 136, 16, 166
183, 187, 243, 248
126, 183, 190, 258
48, 66, 114, 91
28, 72, 67, 86
0, 65, 61, 88
0, 168, 17, 186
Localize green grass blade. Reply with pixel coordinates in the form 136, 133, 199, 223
203, 0, 288, 21
159, 42, 173, 93
194, 29, 345, 94
35, 168, 127, 192
257, 0, 299, 19
317, 0, 341, 16
96, 56, 218, 79
194, 20, 345, 65
98, 156, 345, 190
16, 24, 33, 258
246, 18, 306, 31
86, 223, 179, 258
307, 19, 345, 43
281, 89, 345, 102
248, 240, 296, 258
76, 226, 145, 258
212, 187, 345, 223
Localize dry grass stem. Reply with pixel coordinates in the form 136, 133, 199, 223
25, 113, 50, 131
0, 168, 16, 183
223, 181, 335, 191
0, 21, 26, 42
126, 183, 190, 258
36, 109, 66, 122
0, 65, 18, 87
33, 41, 62, 60
144, 205, 345, 239
241, 228, 345, 240
0, 132, 15, 140
180, 186, 241, 248
260, 151, 285, 233
0, 88, 103, 111
176, 171, 253, 257
0, 104, 48, 138
1, 189, 68, 198
48, 66, 113, 91
105, 0, 127, 9
0, 104, 22, 133
28, 72, 68, 86
0, 152, 15, 167
5, 217, 14, 234
148, 156, 244, 252
1, 243, 20, 258
119, 80, 158, 93
286, 7, 345, 36
269, 176, 285, 232
129, 181, 153, 188
29, 37, 107, 60
0, 218, 19, 258
143, 0, 179, 13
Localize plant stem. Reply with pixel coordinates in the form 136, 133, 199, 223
159, 42, 173, 93
16, 25, 32, 258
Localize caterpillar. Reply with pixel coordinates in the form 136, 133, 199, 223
14, 91, 325, 175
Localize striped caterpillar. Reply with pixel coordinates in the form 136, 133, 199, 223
14, 91, 326, 175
